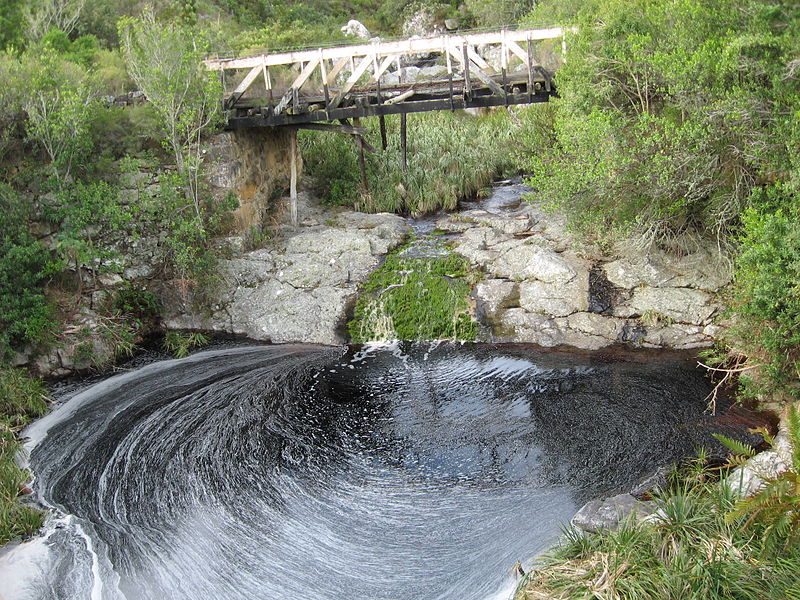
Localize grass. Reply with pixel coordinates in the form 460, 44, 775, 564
0, 367, 48, 545
515, 444, 800, 600
163, 330, 211, 358
348, 245, 479, 343
300, 109, 518, 215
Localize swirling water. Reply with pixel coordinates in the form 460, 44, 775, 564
2, 342, 722, 600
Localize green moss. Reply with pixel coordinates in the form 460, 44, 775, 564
348, 248, 478, 343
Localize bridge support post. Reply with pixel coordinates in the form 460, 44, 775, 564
289, 128, 298, 227
400, 113, 408, 171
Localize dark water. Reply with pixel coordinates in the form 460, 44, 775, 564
3, 342, 724, 600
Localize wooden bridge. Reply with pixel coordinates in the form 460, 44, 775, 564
204, 27, 567, 129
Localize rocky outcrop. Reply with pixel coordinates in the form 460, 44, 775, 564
162, 206, 409, 346
725, 415, 795, 498
572, 493, 658, 534
203, 128, 298, 231
437, 196, 731, 350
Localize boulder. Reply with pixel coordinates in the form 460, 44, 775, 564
490, 244, 578, 284
341, 19, 371, 40
617, 287, 718, 325
518, 276, 588, 317
572, 493, 658, 534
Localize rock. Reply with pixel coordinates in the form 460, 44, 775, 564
402, 9, 440, 37
725, 424, 794, 498
572, 493, 658, 533
495, 310, 564, 346
617, 287, 718, 325
629, 465, 672, 499
98, 273, 124, 287
162, 212, 410, 346
566, 312, 625, 341
475, 279, 519, 320
603, 257, 676, 289
490, 244, 578, 284
341, 19, 371, 40
444, 18, 460, 30
519, 276, 588, 317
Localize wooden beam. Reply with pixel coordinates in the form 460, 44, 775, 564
385, 88, 415, 105
328, 54, 375, 110
449, 47, 503, 96
204, 28, 569, 71
400, 112, 407, 171
294, 122, 366, 135
326, 56, 349, 86
289, 129, 298, 227
231, 64, 263, 96
369, 55, 396, 84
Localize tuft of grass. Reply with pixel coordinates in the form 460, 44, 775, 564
348, 247, 478, 343
515, 445, 800, 600
0, 368, 48, 545
163, 331, 210, 358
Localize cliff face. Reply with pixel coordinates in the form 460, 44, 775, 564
204, 128, 301, 231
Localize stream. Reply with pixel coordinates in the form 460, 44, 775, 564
1, 341, 739, 600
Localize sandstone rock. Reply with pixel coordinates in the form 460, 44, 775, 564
725, 424, 794, 498
618, 287, 718, 325
490, 244, 577, 283
603, 257, 676, 289
475, 279, 519, 320
572, 493, 658, 533
566, 312, 625, 341
519, 276, 588, 317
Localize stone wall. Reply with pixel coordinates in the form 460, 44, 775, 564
437, 198, 731, 350
204, 128, 299, 231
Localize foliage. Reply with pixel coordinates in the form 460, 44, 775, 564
55, 181, 131, 292
0, 185, 56, 358
519, 0, 799, 250
112, 283, 161, 321
516, 449, 800, 600
717, 406, 800, 552
23, 0, 87, 41
18, 48, 97, 189
348, 246, 478, 343
301, 110, 516, 215
0, 367, 48, 545
723, 195, 800, 400
119, 6, 223, 212
163, 330, 210, 358
0, 0, 24, 51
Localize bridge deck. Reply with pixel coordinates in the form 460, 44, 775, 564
204, 27, 566, 128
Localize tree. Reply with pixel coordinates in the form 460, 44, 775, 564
20, 49, 96, 190
23, 0, 86, 41
118, 7, 222, 220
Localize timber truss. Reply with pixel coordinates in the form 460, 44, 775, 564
204, 27, 567, 129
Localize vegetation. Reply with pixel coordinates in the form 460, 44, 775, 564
516, 419, 800, 600
348, 244, 478, 342
0, 368, 48, 545
163, 330, 210, 358
301, 110, 516, 215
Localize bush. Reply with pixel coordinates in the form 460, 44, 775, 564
0, 367, 48, 545
0, 185, 56, 358
724, 192, 800, 401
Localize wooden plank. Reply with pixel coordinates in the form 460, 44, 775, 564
385, 88, 415, 105
231, 64, 263, 95
326, 56, 349, 86
295, 122, 366, 135
226, 92, 550, 128
379, 114, 387, 149
507, 39, 529, 64
204, 28, 569, 71
449, 47, 503, 96
328, 54, 375, 110
369, 55, 396, 84
462, 44, 471, 97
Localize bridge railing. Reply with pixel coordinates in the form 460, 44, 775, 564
203, 27, 568, 119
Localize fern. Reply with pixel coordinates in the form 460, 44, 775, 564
713, 433, 756, 459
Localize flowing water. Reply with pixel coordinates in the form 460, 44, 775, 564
0, 341, 731, 600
